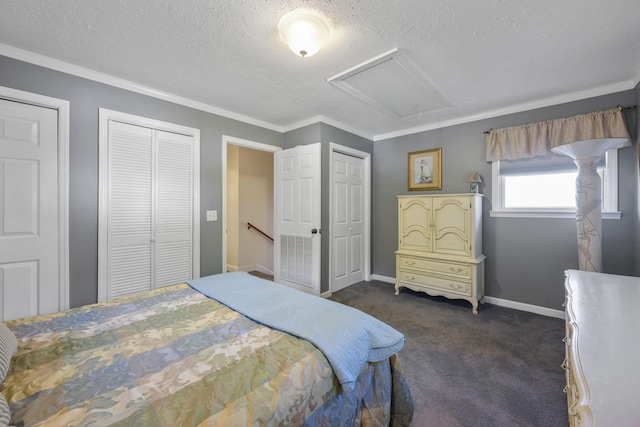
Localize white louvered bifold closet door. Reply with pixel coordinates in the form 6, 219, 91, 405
108, 122, 153, 299
155, 131, 193, 288
106, 121, 194, 300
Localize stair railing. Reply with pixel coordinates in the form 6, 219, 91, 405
247, 222, 274, 242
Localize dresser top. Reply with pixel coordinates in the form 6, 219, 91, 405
398, 193, 484, 198
564, 269, 640, 426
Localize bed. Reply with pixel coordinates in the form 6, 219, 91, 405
0, 272, 413, 426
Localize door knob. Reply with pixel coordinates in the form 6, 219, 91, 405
311, 228, 318, 234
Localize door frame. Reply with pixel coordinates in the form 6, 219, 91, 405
221, 135, 281, 274
0, 85, 70, 311
329, 142, 371, 293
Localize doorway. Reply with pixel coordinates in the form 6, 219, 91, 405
222, 136, 281, 277
221, 138, 371, 296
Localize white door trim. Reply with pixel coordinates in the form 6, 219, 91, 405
0, 85, 70, 311
221, 135, 281, 274
329, 142, 371, 293
98, 108, 201, 302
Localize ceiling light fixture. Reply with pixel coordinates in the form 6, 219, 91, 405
278, 9, 331, 58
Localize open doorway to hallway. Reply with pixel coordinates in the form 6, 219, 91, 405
223, 136, 281, 281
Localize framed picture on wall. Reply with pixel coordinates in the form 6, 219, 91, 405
408, 148, 442, 190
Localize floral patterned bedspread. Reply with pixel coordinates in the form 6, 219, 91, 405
2, 284, 413, 426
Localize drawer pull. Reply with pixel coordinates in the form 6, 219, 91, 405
563, 384, 569, 394
561, 359, 568, 371
403, 260, 416, 266
449, 266, 465, 273
562, 336, 568, 343
403, 274, 416, 281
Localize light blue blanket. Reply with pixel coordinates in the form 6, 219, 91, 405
187, 272, 405, 391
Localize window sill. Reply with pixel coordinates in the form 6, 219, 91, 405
490, 211, 622, 219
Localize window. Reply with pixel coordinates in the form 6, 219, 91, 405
490, 149, 620, 219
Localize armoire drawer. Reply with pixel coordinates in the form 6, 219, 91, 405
397, 269, 471, 296
396, 255, 472, 279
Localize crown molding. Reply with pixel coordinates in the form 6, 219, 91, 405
0, 43, 284, 133
373, 80, 638, 141
282, 114, 374, 141
2, 43, 635, 143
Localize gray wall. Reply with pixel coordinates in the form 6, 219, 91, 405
0, 55, 283, 308
636, 81, 640, 276
373, 91, 638, 310
283, 123, 374, 293
2, 53, 636, 311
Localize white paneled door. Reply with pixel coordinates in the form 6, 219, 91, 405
0, 99, 59, 321
331, 151, 365, 292
274, 143, 321, 295
99, 111, 199, 302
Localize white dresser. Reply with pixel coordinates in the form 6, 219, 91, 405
563, 269, 640, 426
395, 194, 485, 313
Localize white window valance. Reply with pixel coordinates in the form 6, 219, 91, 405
485, 107, 631, 162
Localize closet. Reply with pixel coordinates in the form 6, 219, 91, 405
98, 110, 200, 301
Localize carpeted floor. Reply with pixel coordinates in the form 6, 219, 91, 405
248, 271, 274, 281
329, 280, 569, 427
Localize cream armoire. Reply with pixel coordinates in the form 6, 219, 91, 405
395, 194, 485, 313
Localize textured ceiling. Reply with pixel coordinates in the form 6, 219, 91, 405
1, 0, 639, 140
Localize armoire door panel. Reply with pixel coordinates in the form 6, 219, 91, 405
433, 197, 471, 257
400, 200, 432, 252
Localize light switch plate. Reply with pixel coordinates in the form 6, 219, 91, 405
206, 210, 217, 221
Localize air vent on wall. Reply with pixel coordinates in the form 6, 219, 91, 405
327, 48, 452, 120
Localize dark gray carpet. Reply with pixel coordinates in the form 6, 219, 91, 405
329, 280, 568, 427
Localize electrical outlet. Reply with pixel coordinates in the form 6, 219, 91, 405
206, 210, 217, 221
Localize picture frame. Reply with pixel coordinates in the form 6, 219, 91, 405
408, 148, 442, 191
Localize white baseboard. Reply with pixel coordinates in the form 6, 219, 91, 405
226, 265, 238, 272
239, 264, 274, 275
253, 264, 274, 275
370, 274, 564, 319
320, 290, 333, 299
482, 296, 564, 319
371, 274, 395, 284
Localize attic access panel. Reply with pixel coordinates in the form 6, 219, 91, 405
328, 49, 452, 120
